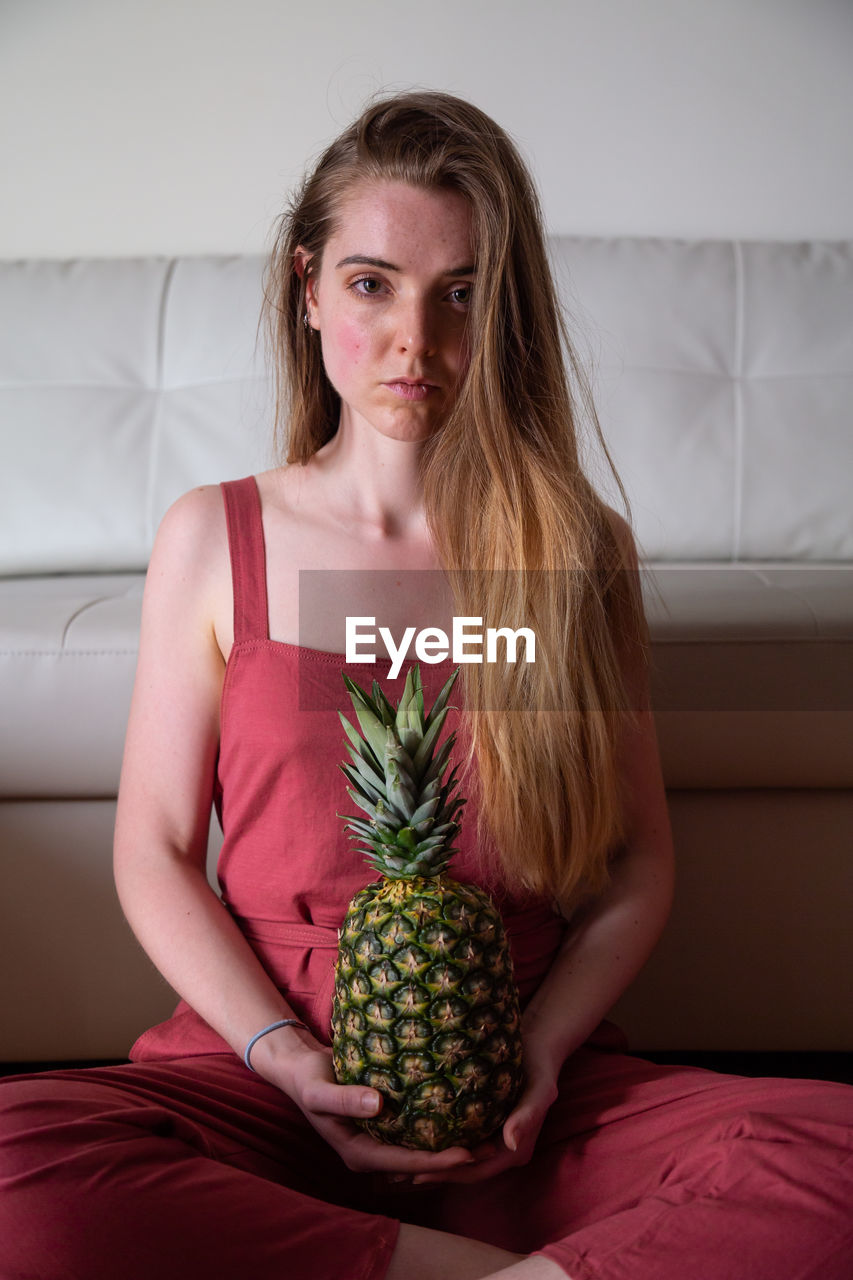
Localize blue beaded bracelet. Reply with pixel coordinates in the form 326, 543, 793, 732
243, 1019, 309, 1071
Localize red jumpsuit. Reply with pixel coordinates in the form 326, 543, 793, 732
1, 476, 851, 1279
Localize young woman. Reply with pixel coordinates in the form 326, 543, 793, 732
1, 91, 851, 1280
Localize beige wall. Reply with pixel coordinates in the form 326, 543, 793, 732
1, 0, 851, 258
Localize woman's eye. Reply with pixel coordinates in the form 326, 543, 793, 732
352, 276, 384, 296
449, 284, 472, 306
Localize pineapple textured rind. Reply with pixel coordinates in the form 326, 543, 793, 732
332, 875, 524, 1151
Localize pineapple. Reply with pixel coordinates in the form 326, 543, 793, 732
331, 664, 524, 1152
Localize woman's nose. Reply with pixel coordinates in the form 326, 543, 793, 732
397, 297, 436, 357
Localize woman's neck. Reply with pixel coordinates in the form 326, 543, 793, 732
307, 417, 430, 542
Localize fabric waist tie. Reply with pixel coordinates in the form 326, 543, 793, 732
228, 912, 340, 950
229, 903, 560, 944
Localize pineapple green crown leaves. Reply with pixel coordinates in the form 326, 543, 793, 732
337, 665, 466, 881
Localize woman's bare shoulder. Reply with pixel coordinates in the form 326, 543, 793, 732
152, 484, 228, 563
142, 485, 232, 652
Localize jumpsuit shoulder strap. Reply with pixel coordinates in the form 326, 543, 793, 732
219, 476, 270, 644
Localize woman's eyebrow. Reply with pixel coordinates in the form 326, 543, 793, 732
336, 255, 399, 271
335, 254, 476, 275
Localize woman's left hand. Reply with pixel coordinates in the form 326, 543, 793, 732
406, 1065, 559, 1185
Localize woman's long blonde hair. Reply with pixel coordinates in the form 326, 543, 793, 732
264, 91, 648, 907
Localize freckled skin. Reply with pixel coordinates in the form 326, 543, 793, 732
301, 181, 475, 443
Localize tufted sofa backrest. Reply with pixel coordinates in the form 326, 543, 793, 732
2, 239, 852, 574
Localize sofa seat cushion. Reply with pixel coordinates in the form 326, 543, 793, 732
647, 565, 853, 787
1, 565, 850, 798
0, 575, 142, 797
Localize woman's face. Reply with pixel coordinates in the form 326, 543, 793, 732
301, 180, 475, 443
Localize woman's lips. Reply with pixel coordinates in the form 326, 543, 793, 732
384, 380, 438, 401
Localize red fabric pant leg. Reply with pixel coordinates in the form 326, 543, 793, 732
0, 1056, 399, 1280
431, 1049, 853, 1278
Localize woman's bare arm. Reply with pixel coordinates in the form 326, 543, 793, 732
519, 703, 674, 1078
113, 486, 299, 1055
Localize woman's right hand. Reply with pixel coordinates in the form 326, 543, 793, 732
263, 1030, 477, 1176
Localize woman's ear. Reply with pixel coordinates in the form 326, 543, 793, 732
294, 245, 320, 329
293, 245, 312, 280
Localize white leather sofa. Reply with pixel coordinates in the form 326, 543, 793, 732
2, 241, 851, 1064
